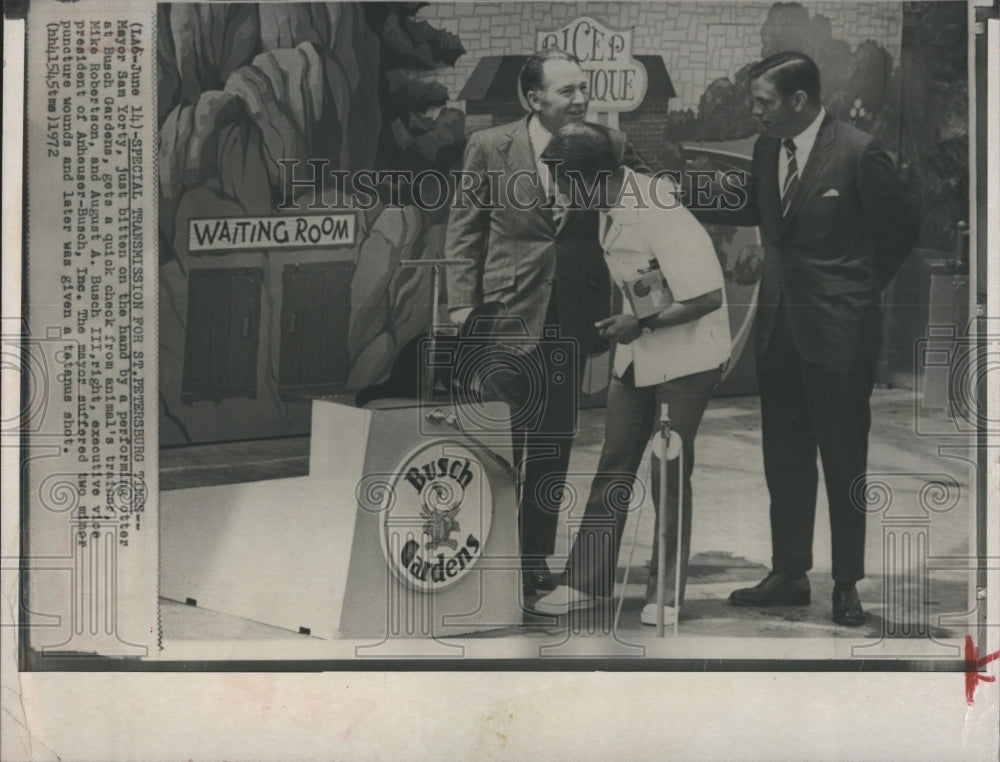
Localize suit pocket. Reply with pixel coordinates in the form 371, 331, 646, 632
819, 279, 878, 296
482, 262, 517, 296
795, 195, 842, 235
810, 193, 842, 206
800, 195, 841, 218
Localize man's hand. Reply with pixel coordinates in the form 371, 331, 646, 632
449, 307, 473, 326
595, 314, 643, 345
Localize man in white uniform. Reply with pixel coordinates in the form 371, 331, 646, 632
534, 122, 731, 624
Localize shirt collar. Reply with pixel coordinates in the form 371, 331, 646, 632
601, 167, 640, 235
790, 107, 826, 153
527, 114, 553, 160
605, 167, 638, 216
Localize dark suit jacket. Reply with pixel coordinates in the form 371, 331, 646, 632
444, 116, 648, 355
705, 114, 918, 364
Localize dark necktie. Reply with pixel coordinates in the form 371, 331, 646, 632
551, 193, 567, 227
781, 138, 798, 217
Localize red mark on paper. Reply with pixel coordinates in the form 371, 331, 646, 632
964, 635, 999, 705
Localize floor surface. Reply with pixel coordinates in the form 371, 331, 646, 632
159, 389, 976, 652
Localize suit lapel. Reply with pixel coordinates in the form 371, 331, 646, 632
780, 114, 837, 230
498, 117, 554, 229
555, 200, 573, 236
756, 137, 784, 236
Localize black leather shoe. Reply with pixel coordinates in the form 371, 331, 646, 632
523, 568, 557, 594
729, 571, 811, 606
832, 585, 865, 626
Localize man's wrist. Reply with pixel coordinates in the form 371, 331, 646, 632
638, 313, 657, 331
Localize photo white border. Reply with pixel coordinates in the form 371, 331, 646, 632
3, 2, 998, 759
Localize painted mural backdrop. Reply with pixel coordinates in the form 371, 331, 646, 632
157, 3, 466, 444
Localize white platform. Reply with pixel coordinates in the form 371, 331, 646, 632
160, 399, 522, 639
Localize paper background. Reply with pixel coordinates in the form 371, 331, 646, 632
3, 3, 998, 759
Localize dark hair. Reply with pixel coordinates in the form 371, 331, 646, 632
540, 122, 619, 185
748, 51, 821, 104
519, 48, 582, 99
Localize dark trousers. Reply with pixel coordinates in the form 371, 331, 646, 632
757, 302, 875, 583
564, 364, 722, 602
479, 325, 586, 571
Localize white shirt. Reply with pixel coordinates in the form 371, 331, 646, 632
527, 114, 556, 200
778, 107, 826, 190
600, 169, 731, 387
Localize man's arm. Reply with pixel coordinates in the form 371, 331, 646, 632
444, 132, 491, 323
640, 201, 726, 332
689, 165, 760, 227
642, 288, 722, 329
856, 140, 920, 287
601, 189, 727, 344
685, 135, 763, 227
597, 290, 722, 344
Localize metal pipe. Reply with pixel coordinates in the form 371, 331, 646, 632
674, 446, 684, 638
656, 403, 670, 636
426, 262, 440, 399
397, 258, 472, 401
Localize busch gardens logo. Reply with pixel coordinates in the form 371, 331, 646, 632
382, 443, 493, 592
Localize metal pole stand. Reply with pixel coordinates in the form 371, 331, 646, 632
655, 403, 684, 637
398, 258, 472, 401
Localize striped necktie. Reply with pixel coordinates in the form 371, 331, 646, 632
781, 138, 798, 217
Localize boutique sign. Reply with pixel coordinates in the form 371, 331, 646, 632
537, 16, 647, 112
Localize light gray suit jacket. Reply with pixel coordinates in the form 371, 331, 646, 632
445, 116, 647, 355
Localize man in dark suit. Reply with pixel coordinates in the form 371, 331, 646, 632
718, 51, 918, 625
444, 48, 648, 598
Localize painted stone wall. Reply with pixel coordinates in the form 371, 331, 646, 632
416, 1, 902, 112
418, 1, 964, 254
898, 1, 967, 253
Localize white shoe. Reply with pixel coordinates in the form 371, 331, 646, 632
534, 585, 595, 615
640, 603, 679, 626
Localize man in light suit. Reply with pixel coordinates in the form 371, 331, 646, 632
718, 52, 918, 625
444, 48, 648, 598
